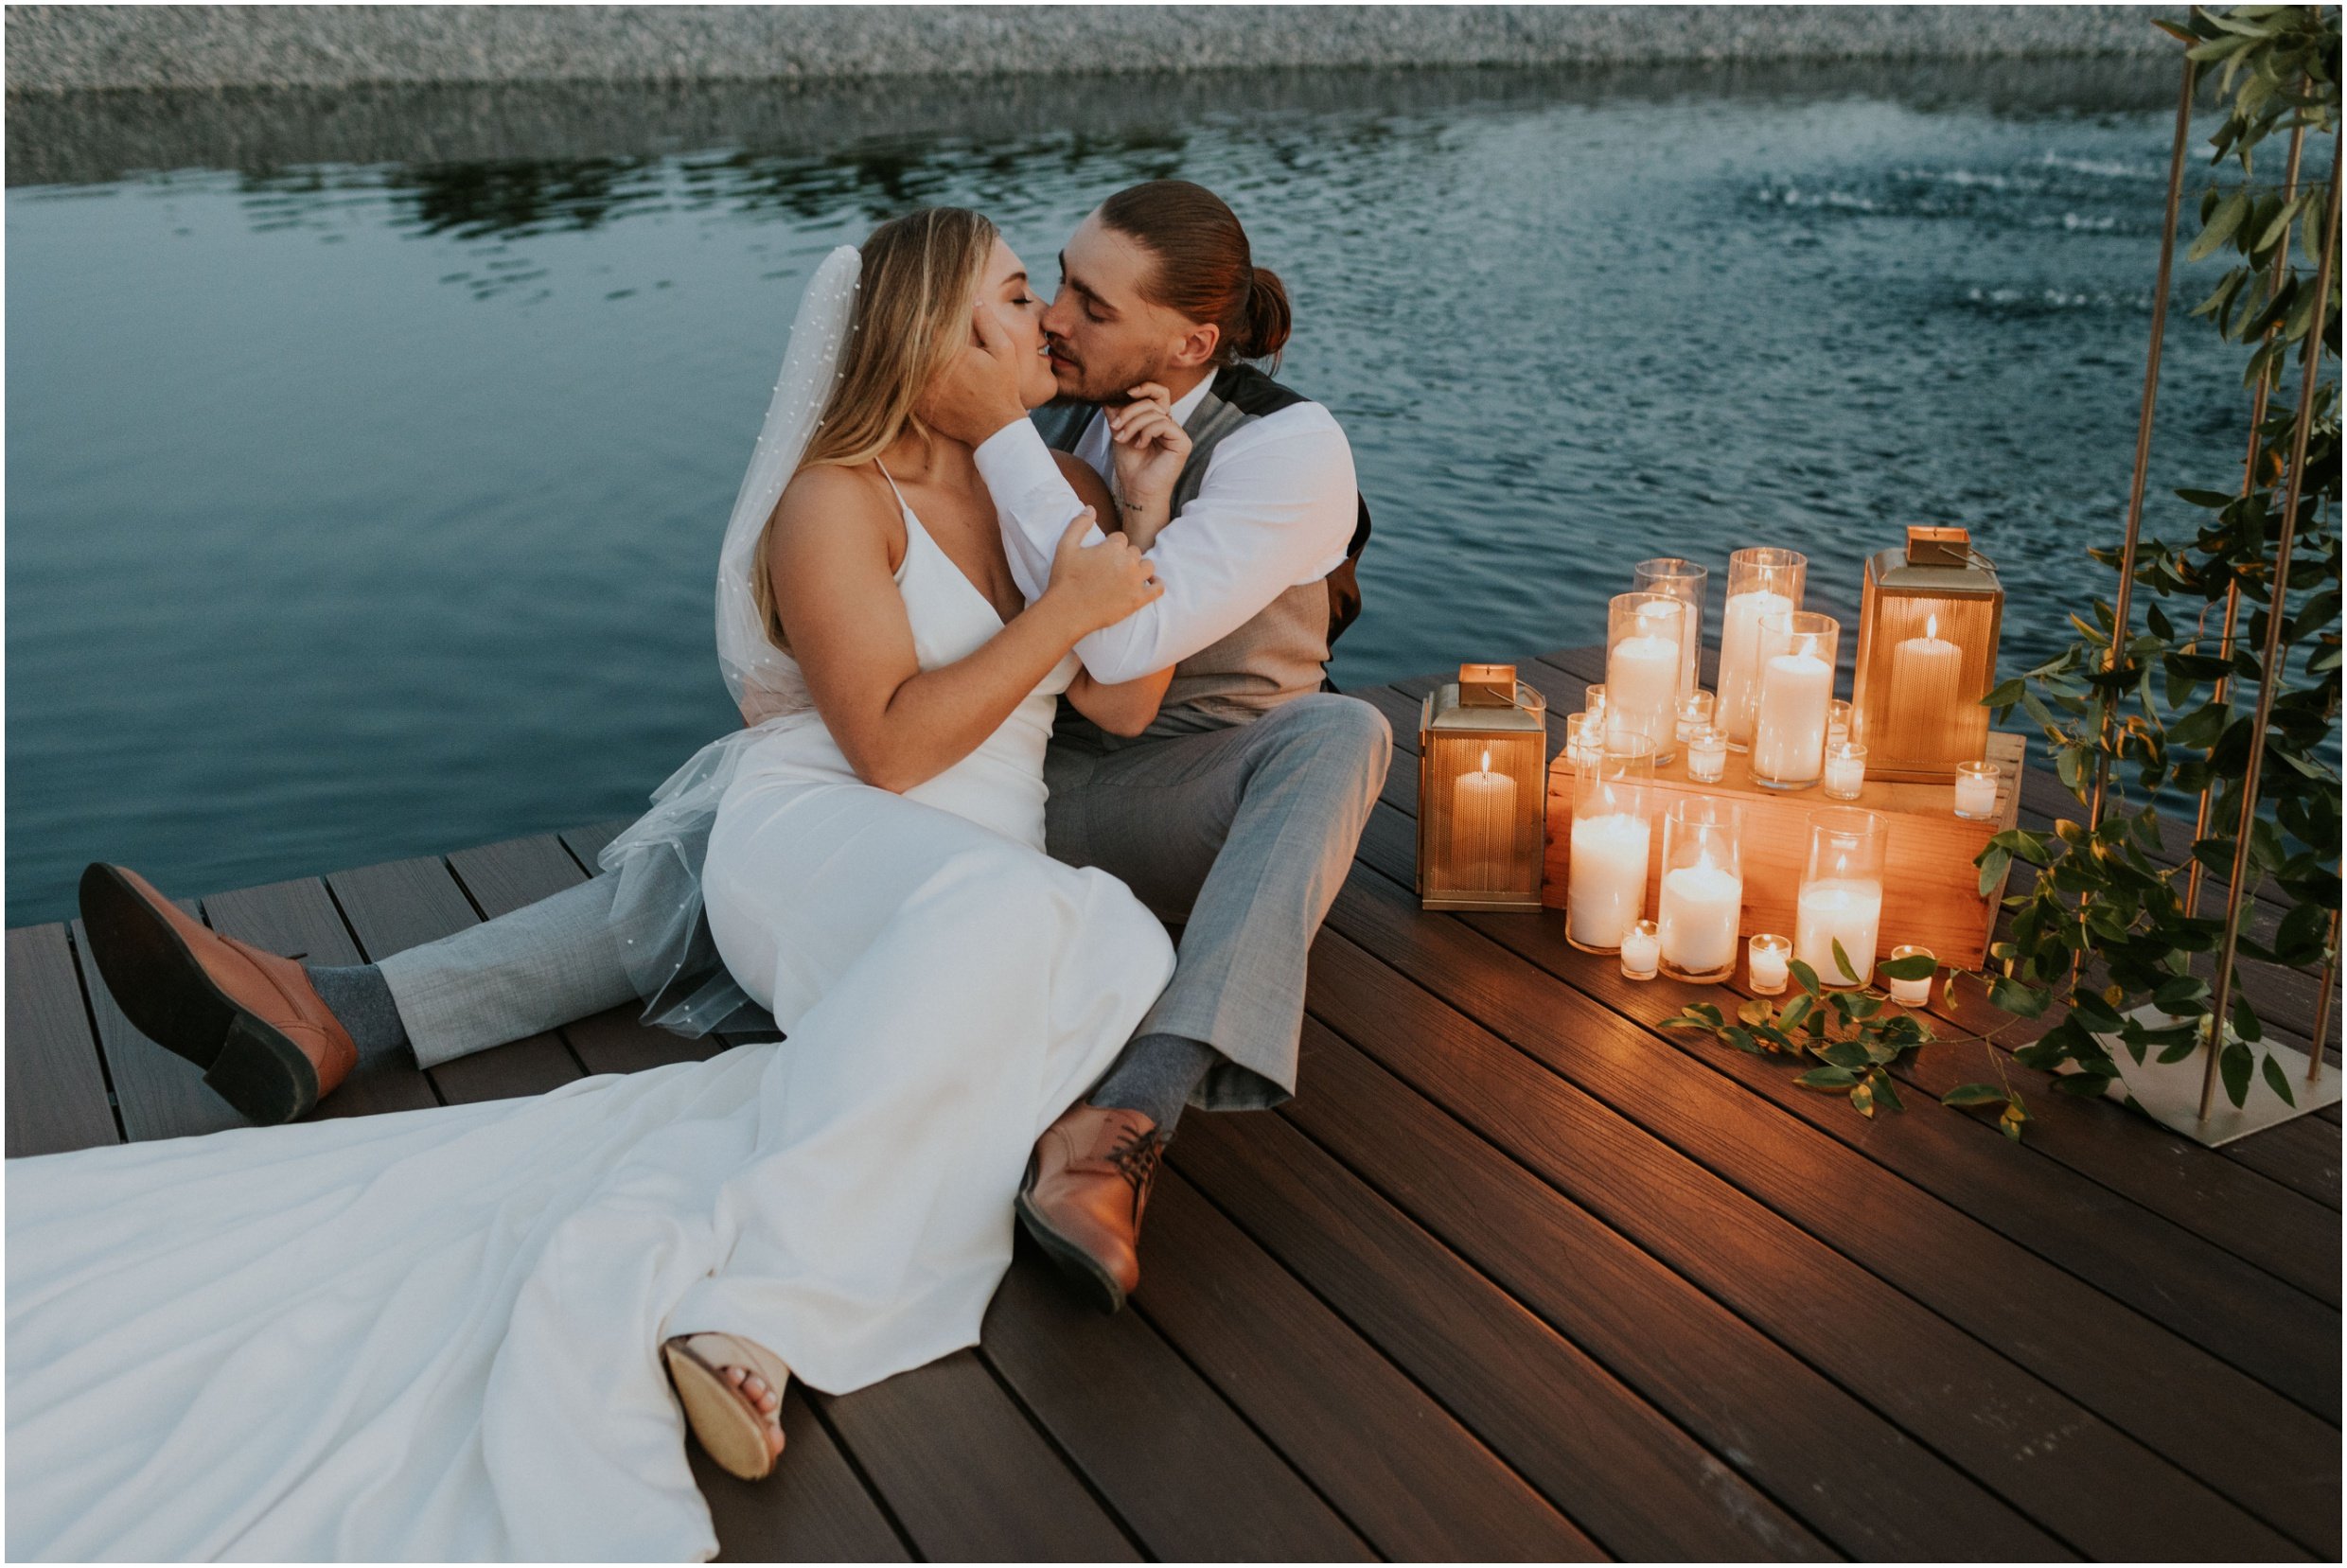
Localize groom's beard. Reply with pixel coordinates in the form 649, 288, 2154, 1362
1049, 341, 1166, 407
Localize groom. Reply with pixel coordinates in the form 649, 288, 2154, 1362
78, 180, 1388, 1314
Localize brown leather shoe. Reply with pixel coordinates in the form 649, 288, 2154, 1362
77, 863, 358, 1125
1015, 1103, 1166, 1313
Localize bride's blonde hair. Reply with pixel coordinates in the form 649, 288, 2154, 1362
752, 206, 1001, 649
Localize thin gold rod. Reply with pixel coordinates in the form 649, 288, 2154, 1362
2309, 909, 2338, 1084
2089, 46, 2199, 833
2186, 113, 2309, 920
2198, 132, 2343, 1121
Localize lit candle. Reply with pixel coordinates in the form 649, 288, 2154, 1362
1823, 741, 1867, 801
1568, 810, 1651, 951
1675, 689, 1716, 744
1888, 614, 1964, 757
1953, 760, 2000, 819
1717, 588, 1793, 745
1686, 724, 1727, 784
1748, 933, 1792, 995
1659, 854, 1742, 979
1796, 878, 1883, 987
1451, 749, 1517, 889
1608, 606, 1682, 760
1827, 699, 1853, 747
1565, 712, 1604, 770
1620, 920, 1661, 980
1888, 945, 1936, 1006
1752, 643, 1832, 786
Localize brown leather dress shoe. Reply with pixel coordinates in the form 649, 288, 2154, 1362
1015, 1103, 1166, 1313
77, 863, 358, 1125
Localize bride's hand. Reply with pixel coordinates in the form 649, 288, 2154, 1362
1042, 508, 1162, 635
1104, 383, 1191, 535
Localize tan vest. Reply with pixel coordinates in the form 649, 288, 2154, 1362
1034, 364, 1368, 739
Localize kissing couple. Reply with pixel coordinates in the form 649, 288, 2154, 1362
10, 181, 1388, 1559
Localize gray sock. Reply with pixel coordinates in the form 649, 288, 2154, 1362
1088, 1031, 1220, 1139
305, 962, 412, 1064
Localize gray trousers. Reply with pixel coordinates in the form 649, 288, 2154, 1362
379, 692, 1391, 1112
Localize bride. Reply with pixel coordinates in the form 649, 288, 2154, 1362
8, 208, 1183, 1560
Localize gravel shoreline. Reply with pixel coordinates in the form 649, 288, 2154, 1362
6, 6, 2182, 95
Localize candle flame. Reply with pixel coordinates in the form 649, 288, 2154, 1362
1480, 748, 1491, 773
1926, 611, 1939, 640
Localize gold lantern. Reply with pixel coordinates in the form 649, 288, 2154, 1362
1850, 526, 2003, 782
1418, 663, 1547, 911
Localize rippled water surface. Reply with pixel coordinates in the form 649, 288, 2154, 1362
7, 62, 2285, 923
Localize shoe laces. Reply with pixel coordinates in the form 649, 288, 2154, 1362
1103, 1124, 1167, 1215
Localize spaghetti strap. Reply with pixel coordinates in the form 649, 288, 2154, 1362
873, 460, 912, 514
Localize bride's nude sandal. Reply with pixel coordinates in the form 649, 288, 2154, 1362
662, 1332, 791, 1481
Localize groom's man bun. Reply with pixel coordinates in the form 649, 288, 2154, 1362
1098, 180, 1291, 368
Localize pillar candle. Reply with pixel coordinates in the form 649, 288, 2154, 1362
1608, 619, 1681, 758
1658, 856, 1742, 977
1716, 589, 1793, 745
1796, 878, 1883, 987
1887, 615, 1963, 757
1752, 646, 1832, 784
1451, 750, 1517, 889
1568, 811, 1650, 950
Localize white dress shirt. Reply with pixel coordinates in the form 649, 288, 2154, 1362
971, 374, 1359, 685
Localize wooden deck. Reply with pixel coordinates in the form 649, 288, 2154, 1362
7, 644, 2338, 1561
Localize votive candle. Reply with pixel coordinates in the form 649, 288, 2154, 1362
1686, 723, 1728, 784
1954, 760, 2000, 819
1823, 741, 1867, 801
1620, 919, 1661, 980
1748, 934, 1792, 995
1888, 945, 1936, 1007
1675, 689, 1716, 743
1827, 699, 1853, 747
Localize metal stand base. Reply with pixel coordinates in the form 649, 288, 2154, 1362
2083, 1008, 2342, 1148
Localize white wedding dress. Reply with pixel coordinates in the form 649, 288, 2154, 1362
5, 478, 1176, 1560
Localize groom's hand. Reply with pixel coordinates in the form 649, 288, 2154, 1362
927, 304, 1030, 448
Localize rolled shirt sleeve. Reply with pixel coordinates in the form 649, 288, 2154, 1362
972, 404, 1357, 685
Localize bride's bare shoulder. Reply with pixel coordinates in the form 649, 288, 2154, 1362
769, 463, 902, 558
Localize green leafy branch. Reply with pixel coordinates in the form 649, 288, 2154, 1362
1660, 942, 2033, 1138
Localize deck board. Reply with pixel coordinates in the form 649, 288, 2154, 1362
5, 922, 119, 1156
7, 649, 2337, 1560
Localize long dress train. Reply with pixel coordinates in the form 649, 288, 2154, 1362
6, 488, 1175, 1560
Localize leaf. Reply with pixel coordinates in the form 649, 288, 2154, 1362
1986, 977, 2052, 1019
1941, 1083, 2011, 1107
1830, 938, 1862, 985
2187, 188, 2251, 264
2220, 1040, 2253, 1108
1819, 1040, 1873, 1070
2000, 1095, 2031, 1141
1721, 1026, 1762, 1055
1849, 1076, 1876, 1118
1788, 959, 1823, 997
1871, 1070, 1904, 1114
1977, 845, 2013, 898
1987, 829, 2055, 867
1778, 993, 1815, 1033
1798, 1065, 1859, 1091
1737, 996, 1777, 1030
1879, 951, 1939, 982
2261, 1052, 2300, 1108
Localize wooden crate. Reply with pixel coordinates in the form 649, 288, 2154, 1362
1541, 731, 2024, 969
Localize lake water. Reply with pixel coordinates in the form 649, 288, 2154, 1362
6, 61, 2280, 925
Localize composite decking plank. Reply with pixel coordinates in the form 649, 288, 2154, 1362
1406, 814, 2343, 1428
979, 1248, 1376, 1562
1319, 845, 2338, 1553
71, 896, 242, 1143
1380, 661, 2338, 1295
558, 819, 636, 872
1298, 930, 2306, 1559
1172, 1107, 1862, 1560
446, 833, 591, 921
701, 1388, 911, 1563
2222, 1113, 2345, 1209
812, 1349, 1141, 1562
6, 923, 121, 1156
326, 854, 583, 1105
1136, 1169, 1604, 1561
203, 875, 441, 1119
